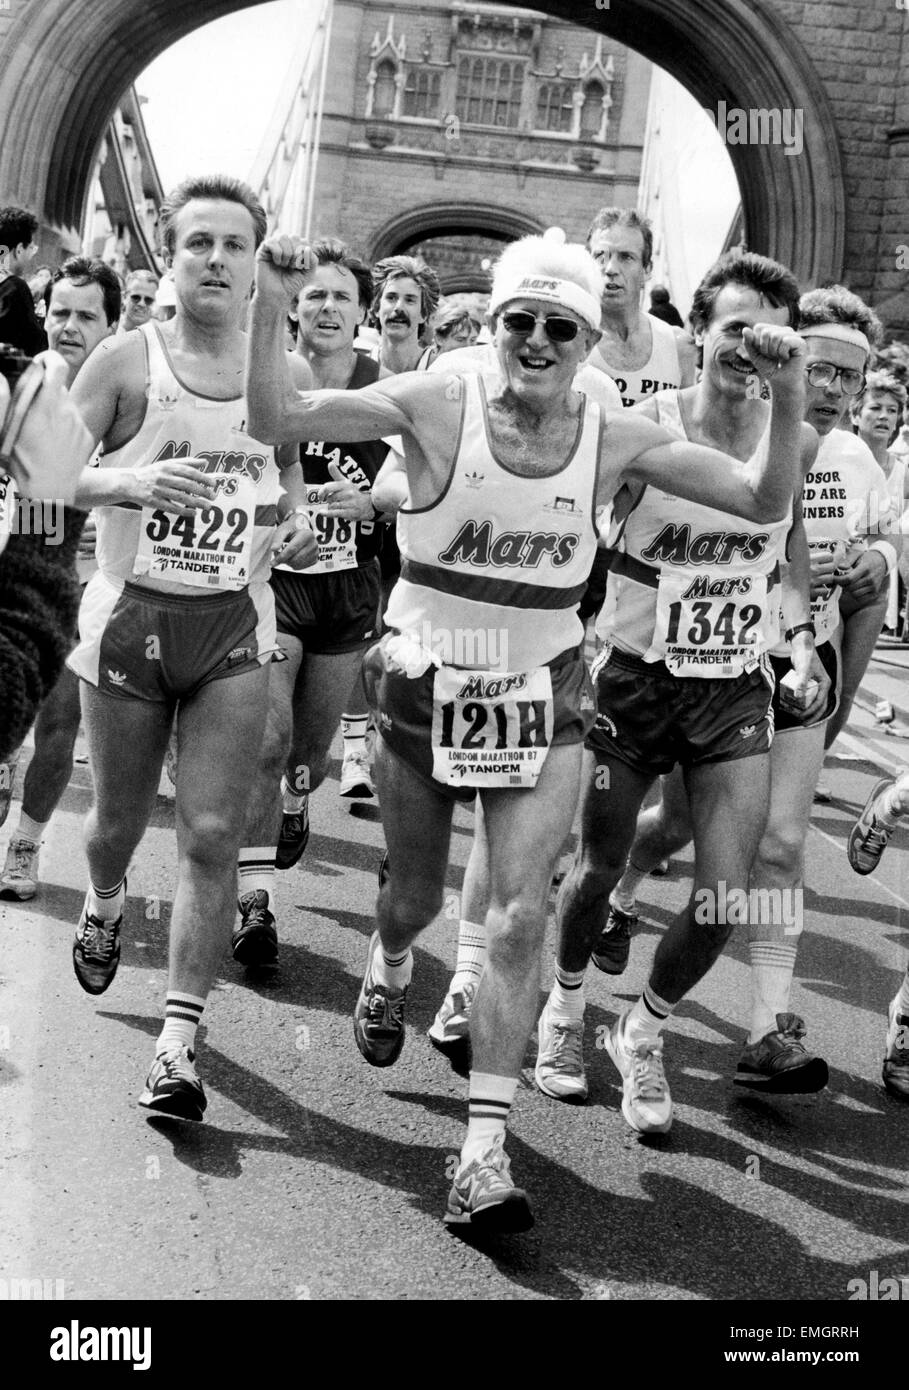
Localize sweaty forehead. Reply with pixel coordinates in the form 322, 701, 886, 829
709, 282, 790, 326
588, 225, 646, 259
173, 198, 256, 242
48, 279, 105, 315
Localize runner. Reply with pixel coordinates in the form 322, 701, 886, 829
247, 230, 805, 1228
537, 251, 823, 1123
67, 175, 315, 1122
847, 774, 909, 1097
0, 256, 120, 899
234, 238, 388, 965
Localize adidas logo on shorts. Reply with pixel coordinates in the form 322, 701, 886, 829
227, 647, 251, 665
107, 670, 127, 687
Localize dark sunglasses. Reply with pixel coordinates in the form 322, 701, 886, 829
500, 310, 581, 343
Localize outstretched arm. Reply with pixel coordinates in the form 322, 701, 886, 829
613, 324, 806, 523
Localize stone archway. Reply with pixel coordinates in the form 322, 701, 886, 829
0, 0, 903, 300
368, 202, 542, 266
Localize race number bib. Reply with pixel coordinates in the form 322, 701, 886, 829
430, 665, 554, 789
647, 569, 769, 677
133, 474, 256, 590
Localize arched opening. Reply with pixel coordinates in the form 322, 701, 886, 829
0, 0, 846, 287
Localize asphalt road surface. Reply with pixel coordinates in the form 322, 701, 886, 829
2, 651, 909, 1303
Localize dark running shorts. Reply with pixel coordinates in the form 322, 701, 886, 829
271, 560, 381, 655
586, 643, 774, 775
68, 574, 275, 703
769, 639, 839, 733
577, 547, 609, 623
362, 639, 596, 803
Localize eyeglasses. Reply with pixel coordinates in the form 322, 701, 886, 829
805, 361, 866, 396
129, 294, 156, 305
500, 311, 582, 343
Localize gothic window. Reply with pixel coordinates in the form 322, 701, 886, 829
373, 60, 397, 118
536, 81, 574, 133
403, 67, 441, 119
456, 55, 525, 128
580, 81, 605, 139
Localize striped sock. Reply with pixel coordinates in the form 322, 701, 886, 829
85, 877, 125, 921
373, 943, 413, 990
747, 940, 798, 1042
238, 846, 275, 905
625, 982, 675, 1047
462, 1072, 518, 1162
549, 963, 586, 1025
451, 919, 486, 991
156, 992, 205, 1056
341, 714, 369, 754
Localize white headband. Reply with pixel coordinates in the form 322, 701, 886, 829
489, 274, 602, 332
800, 322, 871, 355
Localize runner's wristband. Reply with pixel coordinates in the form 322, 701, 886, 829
784, 621, 815, 643
868, 540, 897, 576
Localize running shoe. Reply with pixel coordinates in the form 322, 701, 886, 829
0, 758, 18, 828
72, 894, 123, 995
339, 746, 375, 799
534, 999, 588, 1102
232, 889, 278, 967
275, 799, 310, 870
591, 903, 636, 975
0, 836, 40, 900
882, 996, 909, 1100
734, 1013, 829, 1093
139, 1045, 207, 1122
378, 851, 390, 888
354, 930, 408, 1066
604, 1011, 673, 1134
428, 981, 475, 1076
848, 777, 897, 875
444, 1134, 533, 1232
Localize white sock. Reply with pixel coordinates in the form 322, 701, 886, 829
238, 847, 275, 904
747, 941, 797, 1042
85, 877, 125, 921
451, 919, 486, 991
881, 776, 909, 826
373, 943, 413, 990
625, 983, 675, 1047
613, 860, 647, 910
156, 992, 205, 1056
16, 812, 47, 844
341, 714, 369, 754
462, 1072, 517, 1163
280, 774, 308, 814
548, 964, 586, 1025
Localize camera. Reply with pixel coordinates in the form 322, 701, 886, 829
0, 343, 32, 388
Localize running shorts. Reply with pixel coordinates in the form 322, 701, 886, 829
586, 643, 774, 774
271, 560, 380, 655
68, 573, 275, 702
363, 639, 595, 803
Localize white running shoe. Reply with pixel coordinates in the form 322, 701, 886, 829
534, 1000, 588, 1102
0, 836, 40, 900
605, 1011, 673, 1133
339, 746, 375, 799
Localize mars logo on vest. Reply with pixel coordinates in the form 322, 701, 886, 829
439, 519, 579, 569
641, 523, 770, 567
152, 440, 268, 483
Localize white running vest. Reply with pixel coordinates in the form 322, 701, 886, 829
589, 313, 682, 408
385, 373, 602, 672
95, 322, 281, 591
597, 390, 790, 676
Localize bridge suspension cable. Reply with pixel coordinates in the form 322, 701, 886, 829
248, 0, 333, 238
